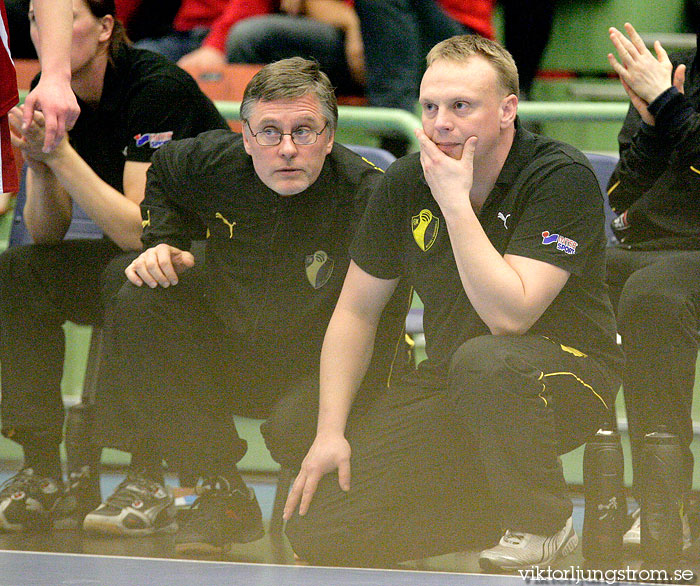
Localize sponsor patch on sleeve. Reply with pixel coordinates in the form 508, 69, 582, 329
541, 230, 578, 255
133, 131, 174, 149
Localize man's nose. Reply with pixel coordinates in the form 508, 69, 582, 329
434, 109, 454, 131
278, 134, 299, 157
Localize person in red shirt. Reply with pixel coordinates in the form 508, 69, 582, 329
0, 0, 79, 192
127, 0, 363, 92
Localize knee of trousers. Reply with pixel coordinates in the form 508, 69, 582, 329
225, 18, 270, 61
0, 245, 61, 316
0, 245, 41, 295
260, 401, 317, 470
101, 252, 137, 302
448, 335, 543, 409
109, 281, 174, 327
617, 275, 696, 338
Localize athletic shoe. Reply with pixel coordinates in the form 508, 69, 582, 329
53, 465, 102, 529
82, 470, 176, 536
478, 516, 579, 572
624, 506, 692, 550
0, 468, 63, 531
174, 477, 264, 555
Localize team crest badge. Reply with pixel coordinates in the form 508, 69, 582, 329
412, 209, 439, 251
305, 251, 334, 289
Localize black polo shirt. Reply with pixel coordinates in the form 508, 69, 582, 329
32, 44, 228, 193
351, 125, 624, 383
142, 131, 388, 370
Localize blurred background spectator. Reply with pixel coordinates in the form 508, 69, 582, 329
226, 0, 365, 96
116, 0, 181, 47
4, 0, 32, 58
115, 1, 364, 97
499, 0, 555, 100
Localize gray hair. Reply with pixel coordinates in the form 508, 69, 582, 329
240, 57, 338, 129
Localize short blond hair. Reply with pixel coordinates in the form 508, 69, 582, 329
427, 34, 519, 98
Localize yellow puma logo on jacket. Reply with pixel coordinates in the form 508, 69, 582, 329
215, 212, 237, 238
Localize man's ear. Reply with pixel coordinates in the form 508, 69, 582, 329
500, 94, 518, 128
324, 129, 335, 155
242, 126, 252, 155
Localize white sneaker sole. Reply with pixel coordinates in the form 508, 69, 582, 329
83, 516, 177, 537
479, 531, 579, 572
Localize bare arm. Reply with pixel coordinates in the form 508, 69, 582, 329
304, 0, 365, 85
23, 160, 72, 242
303, 0, 359, 30
23, 0, 80, 152
10, 107, 146, 250
416, 130, 570, 335
284, 262, 398, 519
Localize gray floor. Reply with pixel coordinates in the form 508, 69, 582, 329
1, 465, 699, 585
0, 550, 531, 586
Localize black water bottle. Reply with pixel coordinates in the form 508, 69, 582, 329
582, 428, 626, 560
641, 429, 684, 563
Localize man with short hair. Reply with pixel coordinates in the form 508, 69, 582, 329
282, 35, 623, 569
84, 57, 407, 554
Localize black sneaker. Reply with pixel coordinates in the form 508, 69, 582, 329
0, 468, 63, 531
53, 465, 102, 529
174, 477, 264, 554
82, 470, 176, 536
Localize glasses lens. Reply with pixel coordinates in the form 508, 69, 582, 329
293, 131, 315, 145
250, 122, 326, 146
258, 130, 281, 146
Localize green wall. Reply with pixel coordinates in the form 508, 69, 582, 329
494, 0, 690, 75
491, 0, 694, 153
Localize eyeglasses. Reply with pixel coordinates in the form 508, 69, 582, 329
244, 120, 329, 146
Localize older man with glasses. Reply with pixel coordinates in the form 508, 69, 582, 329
82, 57, 409, 554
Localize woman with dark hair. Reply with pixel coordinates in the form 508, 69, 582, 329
0, 0, 228, 532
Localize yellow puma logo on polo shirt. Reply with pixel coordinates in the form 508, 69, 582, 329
215, 212, 237, 238
411, 209, 439, 251
141, 209, 151, 229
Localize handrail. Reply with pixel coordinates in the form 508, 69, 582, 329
517, 101, 629, 122
18, 90, 629, 145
